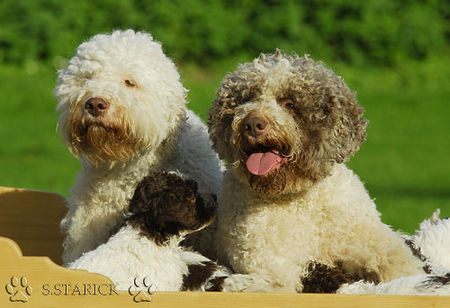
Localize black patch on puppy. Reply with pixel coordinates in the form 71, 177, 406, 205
405, 239, 427, 262
423, 273, 450, 287
181, 261, 219, 291
302, 262, 361, 293
404, 239, 432, 274
127, 171, 217, 245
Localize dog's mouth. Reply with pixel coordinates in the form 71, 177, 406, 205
68, 105, 138, 165
72, 119, 116, 143
244, 144, 290, 176
81, 120, 112, 133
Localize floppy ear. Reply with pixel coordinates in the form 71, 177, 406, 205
207, 96, 235, 162
128, 173, 167, 217
326, 90, 368, 164
208, 66, 263, 163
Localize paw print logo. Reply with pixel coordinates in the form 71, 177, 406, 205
128, 277, 153, 303
5, 276, 33, 303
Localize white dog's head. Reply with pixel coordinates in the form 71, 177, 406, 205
55, 30, 186, 166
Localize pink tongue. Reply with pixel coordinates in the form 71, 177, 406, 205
246, 152, 283, 175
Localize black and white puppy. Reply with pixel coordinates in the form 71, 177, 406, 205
68, 171, 228, 291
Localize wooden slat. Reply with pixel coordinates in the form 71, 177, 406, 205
0, 187, 66, 264
1, 236, 449, 307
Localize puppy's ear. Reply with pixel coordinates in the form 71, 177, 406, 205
326, 90, 368, 164
128, 173, 166, 216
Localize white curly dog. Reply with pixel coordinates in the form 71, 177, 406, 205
55, 30, 222, 265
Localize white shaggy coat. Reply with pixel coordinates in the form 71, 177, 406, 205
337, 274, 450, 296
216, 164, 424, 292
408, 209, 450, 274
55, 30, 222, 265
68, 225, 230, 291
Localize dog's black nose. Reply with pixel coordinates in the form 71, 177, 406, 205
85, 97, 110, 117
244, 116, 269, 137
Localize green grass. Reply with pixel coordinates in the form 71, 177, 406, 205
0, 57, 449, 233
336, 59, 450, 232
0, 65, 80, 195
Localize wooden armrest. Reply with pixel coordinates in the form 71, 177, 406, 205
0, 187, 66, 265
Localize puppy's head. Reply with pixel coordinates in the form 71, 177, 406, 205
128, 171, 217, 245
208, 52, 368, 196
55, 30, 186, 166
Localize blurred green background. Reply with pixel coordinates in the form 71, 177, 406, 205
0, 0, 448, 233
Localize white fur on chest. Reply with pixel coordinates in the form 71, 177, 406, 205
217, 172, 323, 285
62, 150, 158, 264
216, 164, 421, 290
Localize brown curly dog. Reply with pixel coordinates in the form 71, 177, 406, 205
205, 51, 425, 293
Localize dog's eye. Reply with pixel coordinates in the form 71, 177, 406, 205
124, 79, 136, 87
279, 98, 295, 110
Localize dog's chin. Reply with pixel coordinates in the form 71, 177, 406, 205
69, 120, 139, 166
237, 140, 292, 196
246, 164, 288, 197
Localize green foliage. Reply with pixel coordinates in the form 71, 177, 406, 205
0, 0, 447, 66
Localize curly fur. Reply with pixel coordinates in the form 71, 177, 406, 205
55, 30, 222, 265
206, 52, 425, 293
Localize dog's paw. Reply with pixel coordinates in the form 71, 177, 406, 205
301, 262, 360, 293
221, 273, 290, 293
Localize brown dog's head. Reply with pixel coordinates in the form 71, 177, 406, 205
208, 52, 368, 197
127, 171, 217, 245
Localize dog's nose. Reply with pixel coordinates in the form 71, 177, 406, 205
85, 97, 110, 117
243, 116, 269, 137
